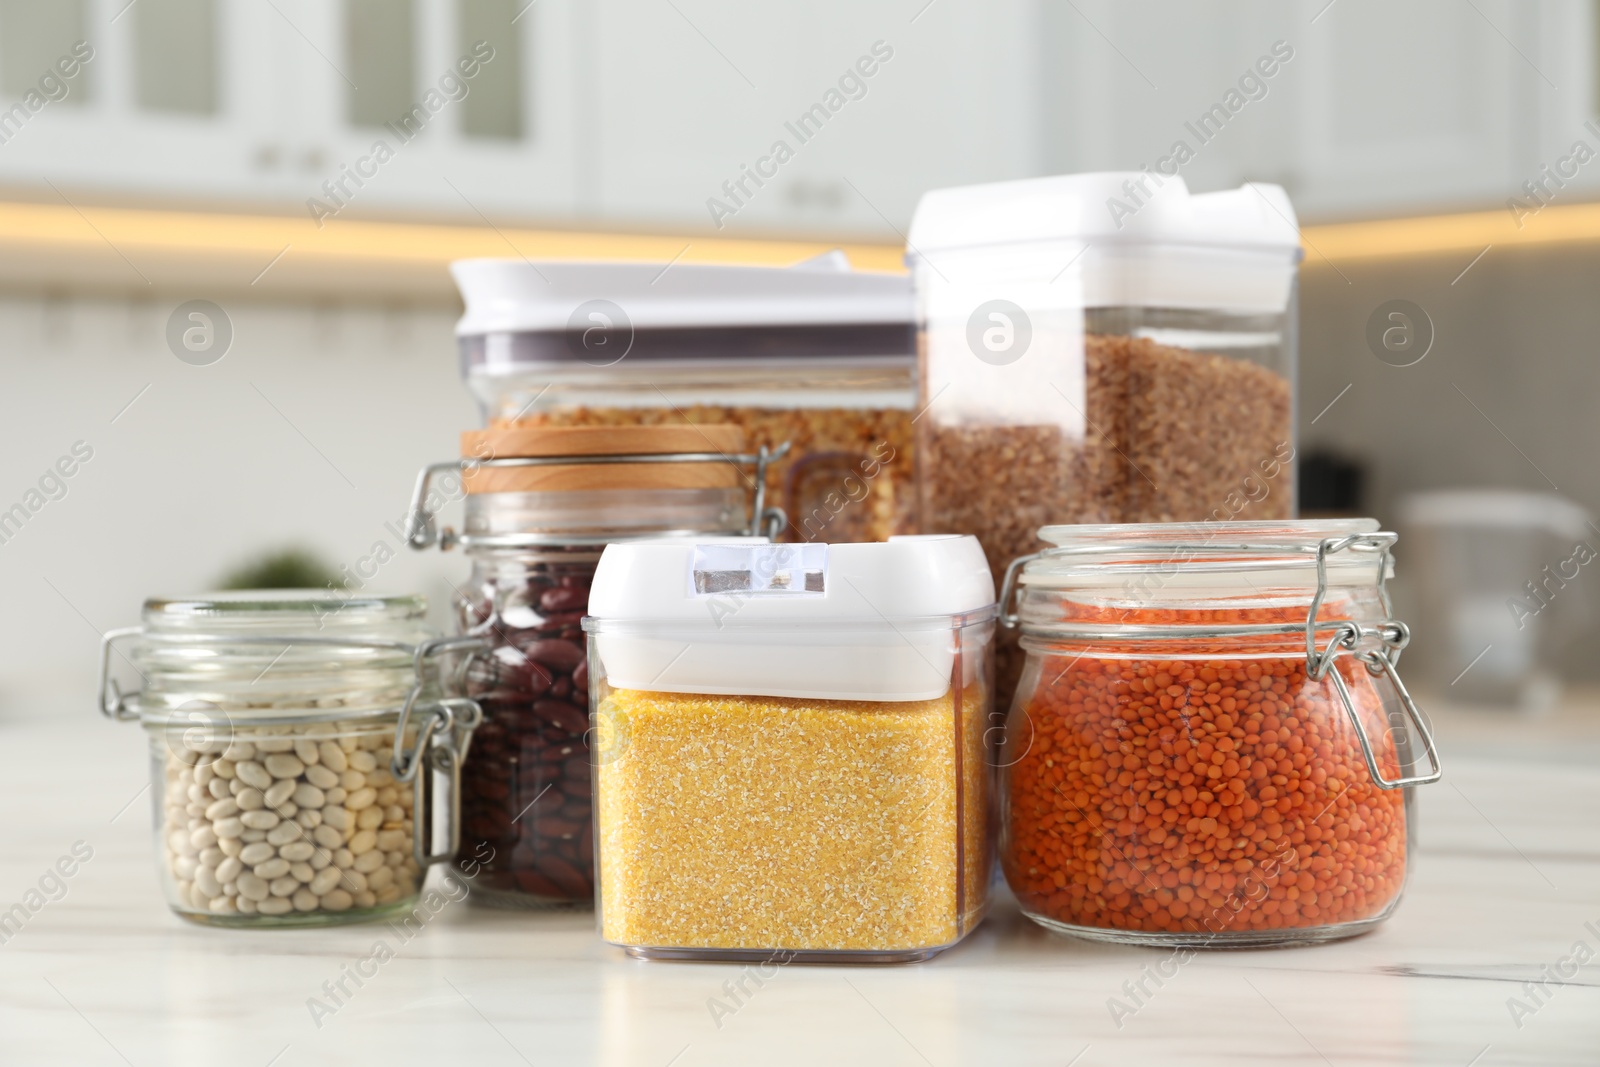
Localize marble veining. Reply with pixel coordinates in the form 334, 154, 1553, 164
1, 708, 1597, 1066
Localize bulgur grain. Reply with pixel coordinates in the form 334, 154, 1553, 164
920, 333, 1294, 708
501, 405, 915, 542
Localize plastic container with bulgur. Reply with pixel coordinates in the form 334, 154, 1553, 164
995, 520, 1442, 947
907, 173, 1302, 708
452, 253, 916, 543
582, 535, 996, 962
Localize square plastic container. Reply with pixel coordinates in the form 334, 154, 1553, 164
452, 253, 916, 542
582, 536, 996, 962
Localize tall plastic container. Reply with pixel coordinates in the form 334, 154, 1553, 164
908, 172, 1302, 704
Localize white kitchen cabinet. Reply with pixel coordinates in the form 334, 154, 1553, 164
0, 0, 1589, 237
1039, 0, 1532, 222
1286, 0, 1526, 219
585, 0, 1040, 238
0, 0, 579, 223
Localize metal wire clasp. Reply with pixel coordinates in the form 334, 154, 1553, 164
404, 442, 793, 550
391, 636, 486, 867
1306, 535, 1442, 791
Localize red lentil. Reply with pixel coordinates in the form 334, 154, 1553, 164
1002, 609, 1407, 938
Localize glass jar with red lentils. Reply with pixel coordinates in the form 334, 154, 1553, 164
404, 423, 783, 907
996, 520, 1442, 947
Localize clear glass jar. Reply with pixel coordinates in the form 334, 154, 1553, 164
908, 174, 1301, 710
99, 592, 481, 927
407, 424, 758, 908
585, 537, 996, 963
452, 257, 916, 541
996, 521, 1442, 948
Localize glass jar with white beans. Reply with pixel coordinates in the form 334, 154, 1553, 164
99, 591, 482, 927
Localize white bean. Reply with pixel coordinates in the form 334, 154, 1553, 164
352, 849, 384, 874
312, 825, 343, 850
289, 862, 315, 883
240, 810, 280, 831
253, 858, 290, 880
235, 761, 272, 790
257, 896, 293, 915
309, 868, 343, 895
264, 754, 305, 779
320, 889, 353, 911
236, 788, 264, 811
236, 873, 270, 902
263, 780, 295, 808
239, 842, 275, 866
348, 830, 377, 856
194, 867, 222, 897
269, 876, 299, 897
279, 841, 315, 862
266, 822, 301, 846
319, 741, 348, 772
221, 742, 255, 762
292, 888, 319, 912
205, 798, 239, 820
292, 783, 325, 809
376, 829, 408, 853
293, 739, 320, 766
346, 788, 377, 812
305, 765, 339, 790
216, 857, 243, 884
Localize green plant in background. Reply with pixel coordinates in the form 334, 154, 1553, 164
219, 548, 341, 591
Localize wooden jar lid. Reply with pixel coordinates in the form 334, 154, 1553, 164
459, 424, 749, 494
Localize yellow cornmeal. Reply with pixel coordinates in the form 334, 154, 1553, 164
597, 688, 984, 952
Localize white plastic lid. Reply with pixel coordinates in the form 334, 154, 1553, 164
451, 252, 912, 335
906, 173, 1301, 255
584, 535, 995, 701
1399, 490, 1593, 541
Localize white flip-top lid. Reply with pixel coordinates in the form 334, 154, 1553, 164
584, 535, 995, 701
452, 251, 912, 335
907, 173, 1301, 255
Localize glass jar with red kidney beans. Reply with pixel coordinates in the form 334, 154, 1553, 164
405, 423, 784, 907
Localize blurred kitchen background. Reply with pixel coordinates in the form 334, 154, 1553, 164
3, 0, 1600, 718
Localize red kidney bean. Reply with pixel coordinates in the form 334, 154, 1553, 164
523, 638, 584, 673
456, 561, 596, 905
539, 586, 588, 614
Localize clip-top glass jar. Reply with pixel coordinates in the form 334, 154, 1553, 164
996, 521, 1442, 947
99, 591, 482, 927
405, 423, 780, 908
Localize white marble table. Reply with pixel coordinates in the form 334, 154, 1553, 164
3, 697, 1598, 1067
